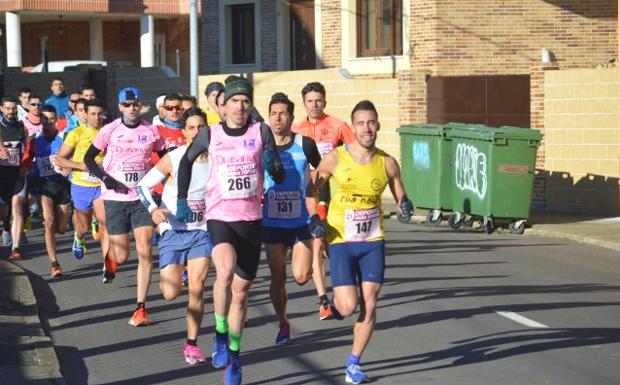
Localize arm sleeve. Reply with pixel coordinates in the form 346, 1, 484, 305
178, 126, 210, 199
301, 136, 322, 169
261, 123, 285, 184
84, 144, 106, 180
137, 167, 166, 211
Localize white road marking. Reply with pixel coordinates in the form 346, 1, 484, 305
495, 311, 549, 328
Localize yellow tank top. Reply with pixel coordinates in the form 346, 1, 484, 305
327, 146, 389, 244
64, 125, 104, 187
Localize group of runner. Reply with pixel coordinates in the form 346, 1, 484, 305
0, 76, 413, 385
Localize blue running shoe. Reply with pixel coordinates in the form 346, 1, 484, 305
212, 333, 229, 369
275, 323, 290, 345
72, 234, 86, 260
345, 363, 369, 384
224, 353, 242, 385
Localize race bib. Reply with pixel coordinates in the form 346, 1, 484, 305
113, 162, 146, 188
344, 208, 381, 242
186, 199, 207, 226
267, 190, 302, 219
317, 142, 334, 157
218, 163, 258, 199
81, 168, 101, 183
36, 155, 61, 177
0, 147, 21, 166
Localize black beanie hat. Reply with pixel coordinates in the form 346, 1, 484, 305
224, 77, 253, 104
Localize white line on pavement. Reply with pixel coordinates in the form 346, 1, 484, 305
495, 311, 549, 328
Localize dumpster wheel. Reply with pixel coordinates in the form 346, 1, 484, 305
482, 216, 495, 234
447, 213, 463, 230
462, 215, 474, 228
425, 210, 443, 227
397, 213, 412, 224
508, 220, 526, 235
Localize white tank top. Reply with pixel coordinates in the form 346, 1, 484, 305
159, 146, 209, 233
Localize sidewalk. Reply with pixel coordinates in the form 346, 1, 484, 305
382, 203, 620, 252
0, 259, 64, 384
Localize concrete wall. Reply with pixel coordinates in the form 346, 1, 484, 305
543, 68, 619, 215
198, 68, 401, 160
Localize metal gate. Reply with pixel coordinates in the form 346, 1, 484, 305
427, 75, 530, 127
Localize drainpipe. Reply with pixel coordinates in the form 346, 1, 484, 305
190, 0, 199, 97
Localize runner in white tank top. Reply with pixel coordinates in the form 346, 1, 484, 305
137, 108, 212, 366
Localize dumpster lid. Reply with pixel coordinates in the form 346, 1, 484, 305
397, 124, 451, 136
448, 125, 542, 142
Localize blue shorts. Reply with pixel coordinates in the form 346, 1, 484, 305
71, 184, 101, 212
329, 240, 385, 287
158, 230, 212, 269
262, 225, 311, 247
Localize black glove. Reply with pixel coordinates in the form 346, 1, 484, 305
309, 214, 327, 239
103, 175, 128, 193
400, 197, 414, 216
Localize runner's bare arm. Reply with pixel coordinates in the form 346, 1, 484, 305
307, 149, 338, 205
55, 144, 84, 171
385, 155, 413, 215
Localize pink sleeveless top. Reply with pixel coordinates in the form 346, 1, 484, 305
206, 122, 263, 221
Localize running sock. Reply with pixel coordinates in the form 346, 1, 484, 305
51, 261, 60, 267
215, 314, 228, 334
319, 294, 329, 306
186, 338, 197, 346
347, 353, 361, 366
228, 331, 241, 352
136, 302, 145, 309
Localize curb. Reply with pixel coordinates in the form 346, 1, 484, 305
386, 214, 620, 252
524, 228, 620, 253
0, 259, 65, 385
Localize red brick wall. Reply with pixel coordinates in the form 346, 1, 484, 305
102, 20, 141, 66
412, 0, 618, 75
320, 1, 342, 67
21, 21, 91, 67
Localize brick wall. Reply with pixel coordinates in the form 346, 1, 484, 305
411, 0, 617, 75
543, 68, 618, 215
201, 0, 220, 74
260, 0, 277, 71
320, 1, 342, 68
21, 21, 91, 67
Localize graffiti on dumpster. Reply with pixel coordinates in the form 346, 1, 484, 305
455, 143, 487, 200
412, 141, 430, 169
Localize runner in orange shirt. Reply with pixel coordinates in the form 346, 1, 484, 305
292, 81, 354, 321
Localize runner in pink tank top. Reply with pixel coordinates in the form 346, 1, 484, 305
84, 87, 164, 328
206, 121, 263, 222
175, 77, 285, 385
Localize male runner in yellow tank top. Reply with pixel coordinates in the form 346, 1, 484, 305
310, 100, 413, 384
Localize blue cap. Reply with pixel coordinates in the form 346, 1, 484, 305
118, 87, 142, 104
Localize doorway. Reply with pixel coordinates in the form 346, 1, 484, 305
290, 0, 316, 70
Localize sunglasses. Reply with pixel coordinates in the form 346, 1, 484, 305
30, 102, 43, 107
70, 99, 80, 103
121, 102, 142, 108
163, 105, 183, 112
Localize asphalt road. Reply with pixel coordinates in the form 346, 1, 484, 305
8, 218, 620, 385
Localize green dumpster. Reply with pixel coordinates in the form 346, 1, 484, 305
397, 124, 453, 225
448, 124, 542, 233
